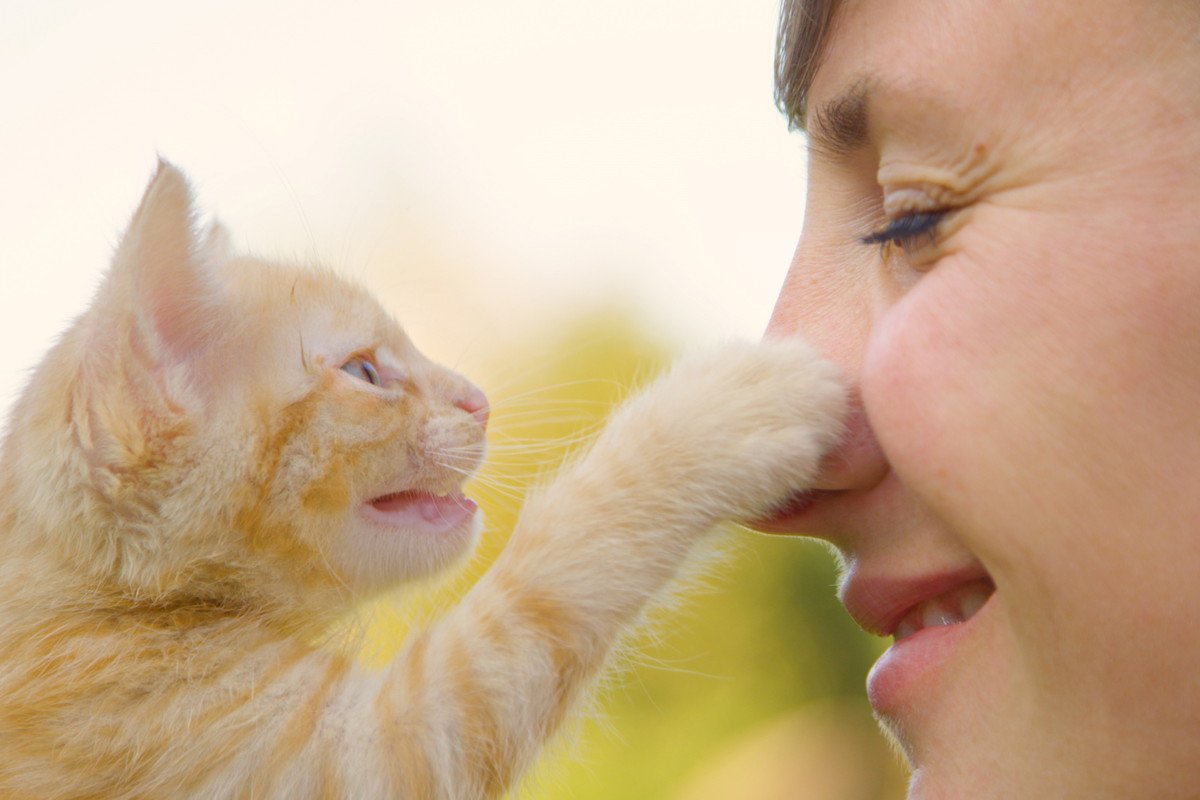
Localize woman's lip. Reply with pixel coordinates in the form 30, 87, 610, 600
867, 590, 995, 716
843, 567, 997, 720
840, 566, 994, 637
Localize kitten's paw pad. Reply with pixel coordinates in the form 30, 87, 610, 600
620, 338, 846, 521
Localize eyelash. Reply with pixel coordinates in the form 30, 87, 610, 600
861, 211, 947, 253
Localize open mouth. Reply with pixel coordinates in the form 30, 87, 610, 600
363, 489, 478, 533
891, 578, 994, 641
865, 576, 997, 715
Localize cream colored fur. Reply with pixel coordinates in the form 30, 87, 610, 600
0, 162, 845, 798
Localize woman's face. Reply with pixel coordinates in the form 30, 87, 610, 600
763, 0, 1200, 796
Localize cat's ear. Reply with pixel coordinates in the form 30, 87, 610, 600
104, 159, 228, 368
200, 219, 234, 264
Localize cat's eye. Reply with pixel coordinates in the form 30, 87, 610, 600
341, 357, 382, 387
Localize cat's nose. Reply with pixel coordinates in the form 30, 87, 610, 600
454, 385, 489, 429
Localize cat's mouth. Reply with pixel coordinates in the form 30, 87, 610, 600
362, 489, 478, 534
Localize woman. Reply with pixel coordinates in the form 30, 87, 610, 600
756, 1, 1200, 797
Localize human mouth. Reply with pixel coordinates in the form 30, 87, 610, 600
842, 570, 996, 715
891, 578, 993, 641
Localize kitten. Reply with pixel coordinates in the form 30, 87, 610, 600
0, 162, 844, 798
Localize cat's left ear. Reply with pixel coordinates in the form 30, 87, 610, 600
105, 159, 229, 368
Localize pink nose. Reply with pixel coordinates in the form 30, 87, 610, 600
455, 386, 489, 429
809, 398, 887, 492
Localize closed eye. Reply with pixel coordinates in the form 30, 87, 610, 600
861, 211, 947, 252
341, 357, 382, 387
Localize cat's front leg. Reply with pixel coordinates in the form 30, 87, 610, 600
365, 337, 845, 799
584, 336, 846, 527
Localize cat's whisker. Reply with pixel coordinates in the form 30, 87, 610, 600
486, 449, 580, 464
431, 447, 486, 459
486, 432, 602, 447
427, 459, 529, 491
435, 467, 530, 497
483, 378, 630, 410
486, 413, 608, 434
463, 469, 530, 487
480, 439, 601, 458
431, 458, 471, 475
472, 486, 527, 504
490, 420, 609, 442
486, 399, 617, 417
468, 360, 622, 402
489, 407, 612, 424
488, 416, 602, 432
432, 459, 524, 486
488, 422, 606, 439
263, 152, 321, 264
475, 324, 664, 400
444, 432, 607, 459
625, 651, 735, 683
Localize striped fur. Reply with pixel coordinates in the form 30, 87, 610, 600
0, 163, 845, 798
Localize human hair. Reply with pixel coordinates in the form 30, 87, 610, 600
774, 0, 840, 130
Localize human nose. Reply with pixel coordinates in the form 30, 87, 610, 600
808, 393, 887, 492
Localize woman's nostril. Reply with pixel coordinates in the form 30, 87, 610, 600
811, 405, 887, 492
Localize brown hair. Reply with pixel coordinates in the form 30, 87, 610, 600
774, 0, 840, 130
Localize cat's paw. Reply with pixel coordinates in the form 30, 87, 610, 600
608, 337, 847, 523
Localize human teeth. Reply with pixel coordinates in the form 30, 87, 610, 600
895, 616, 920, 641
892, 580, 995, 641
959, 587, 988, 620
920, 603, 962, 629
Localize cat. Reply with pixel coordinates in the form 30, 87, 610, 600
0, 161, 844, 799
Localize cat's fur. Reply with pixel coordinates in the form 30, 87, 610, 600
0, 162, 844, 798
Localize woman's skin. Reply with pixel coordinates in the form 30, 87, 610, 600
757, 1, 1200, 797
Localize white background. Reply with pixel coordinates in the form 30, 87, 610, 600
0, 0, 808, 419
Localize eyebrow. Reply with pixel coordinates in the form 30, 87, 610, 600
806, 79, 872, 160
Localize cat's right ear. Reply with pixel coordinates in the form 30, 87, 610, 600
97, 160, 230, 376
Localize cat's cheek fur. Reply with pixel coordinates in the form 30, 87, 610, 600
224, 344, 482, 591
336, 507, 485, 587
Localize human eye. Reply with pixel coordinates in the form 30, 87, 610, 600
860, 210, 948, 255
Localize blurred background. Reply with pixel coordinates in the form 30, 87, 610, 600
0, 1, 905, 796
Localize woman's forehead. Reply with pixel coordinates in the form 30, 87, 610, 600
808, 0, 1158, 104
805, 1, 1091, 134
808, 1, 965, 103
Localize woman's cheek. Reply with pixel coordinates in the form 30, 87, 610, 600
862, 258, 1081, 587
861, 277, 1016, 533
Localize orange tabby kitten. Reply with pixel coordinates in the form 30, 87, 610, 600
0, 162, 844, 798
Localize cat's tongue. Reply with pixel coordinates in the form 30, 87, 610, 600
367, 490, 477, 531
